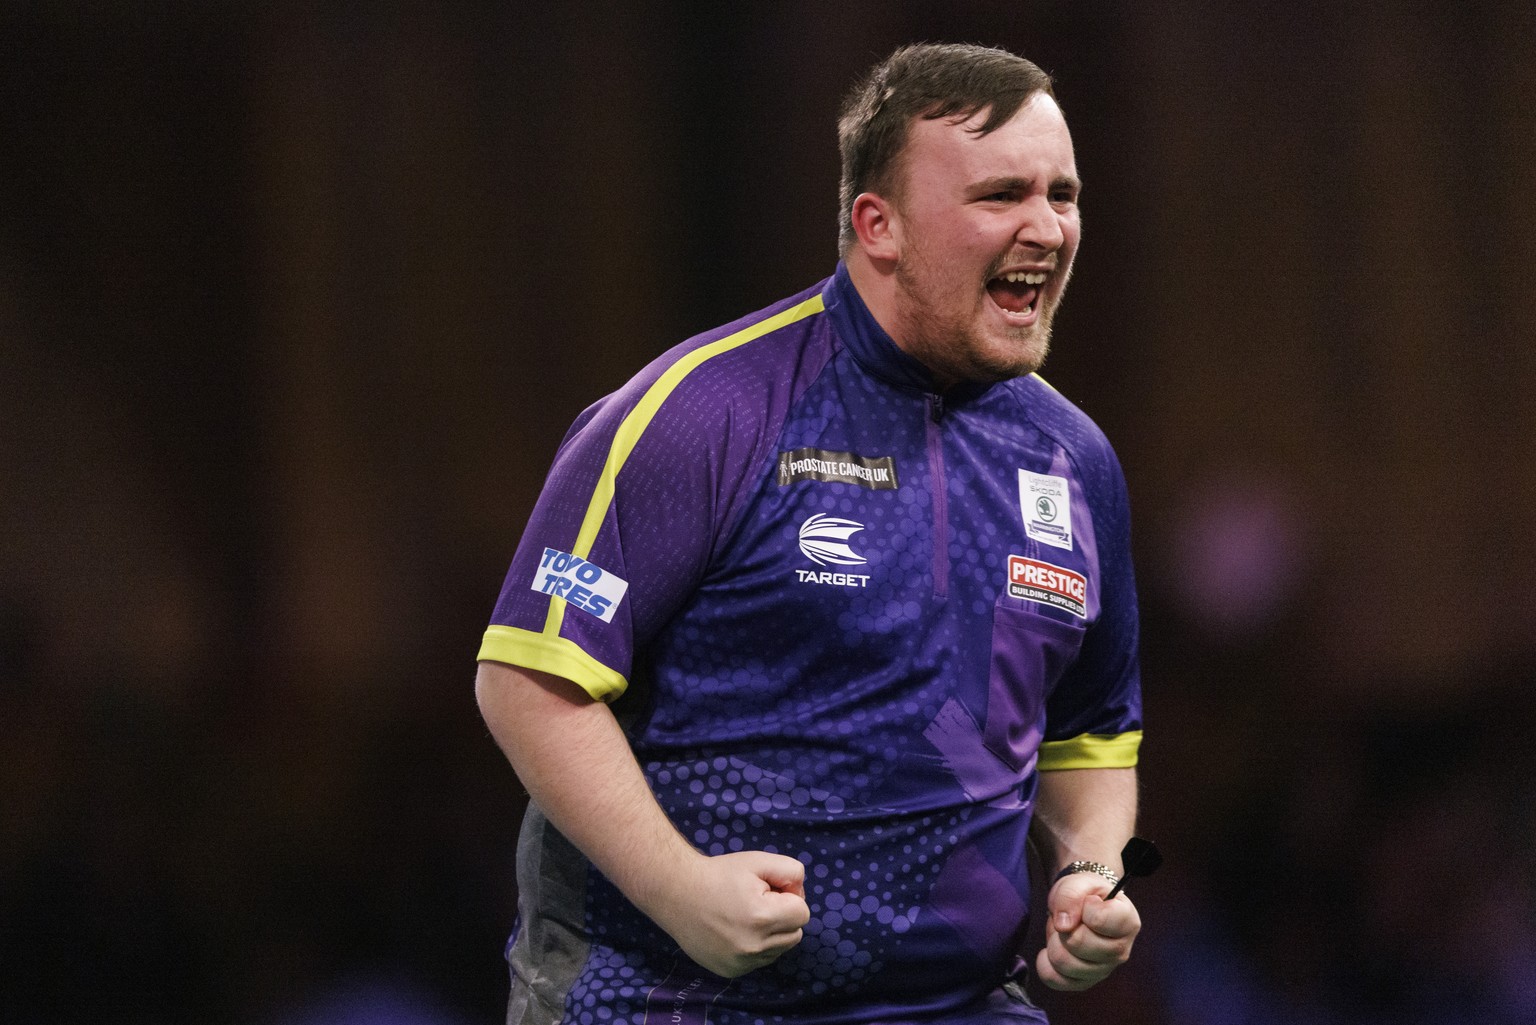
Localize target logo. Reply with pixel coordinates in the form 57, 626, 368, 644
797, 513, 867, 567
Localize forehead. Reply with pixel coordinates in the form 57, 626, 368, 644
901, 92, 1077, 190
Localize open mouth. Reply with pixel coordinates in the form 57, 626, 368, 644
986, 270, 1047, 316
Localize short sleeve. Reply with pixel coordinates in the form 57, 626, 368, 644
478, 289, 831, 701
1038, 441, 1143, 769
478, 369, 736, 700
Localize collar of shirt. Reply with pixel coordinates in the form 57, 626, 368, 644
821, 262, 992, 405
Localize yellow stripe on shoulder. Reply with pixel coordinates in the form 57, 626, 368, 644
1038, 730, 1142, 771
569, 292, 826, 558
478, 624, 628, 702
542, 292, 827, 639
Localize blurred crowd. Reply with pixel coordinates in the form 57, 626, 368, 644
4, 2, 1534, 1023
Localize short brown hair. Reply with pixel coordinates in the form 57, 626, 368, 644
837, 43, 1056, 254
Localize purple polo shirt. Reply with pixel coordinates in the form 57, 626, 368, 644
480, 264, 1142, 1025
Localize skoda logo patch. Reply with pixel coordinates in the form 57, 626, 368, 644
1019, 469, 1074, 551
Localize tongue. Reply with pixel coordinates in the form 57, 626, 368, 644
987, 279, 1039, 314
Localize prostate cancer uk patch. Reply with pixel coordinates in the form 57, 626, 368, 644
531, 548, 629, 623
1007, 555, 1088, 619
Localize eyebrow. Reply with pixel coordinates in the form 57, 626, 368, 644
971, 174, 1084, 195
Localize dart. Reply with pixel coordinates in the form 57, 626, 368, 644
1105, 837, 1162, 900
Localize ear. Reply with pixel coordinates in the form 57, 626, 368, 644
850, 192, 901, 262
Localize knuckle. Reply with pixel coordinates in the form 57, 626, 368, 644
746, 906, 776, 931
737, 934, 769, 957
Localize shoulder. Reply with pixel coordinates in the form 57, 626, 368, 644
550, 281, 838, 518
594, 281, 833, 425
1006, 374, 1124, 476
654, 281, 835, 405
991, 372, 1134, 543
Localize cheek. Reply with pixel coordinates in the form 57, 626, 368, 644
926, 227, 982, 265
1056, 223, 1082, 272
1062, 214, 1082, 251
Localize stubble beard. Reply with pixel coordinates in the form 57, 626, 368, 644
894, 256, 1067, 388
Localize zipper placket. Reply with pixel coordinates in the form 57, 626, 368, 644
927, 394, 948, 599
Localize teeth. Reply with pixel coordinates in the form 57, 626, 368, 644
1003, 272, 1048, 285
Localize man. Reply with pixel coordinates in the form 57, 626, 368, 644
476, 43, 1144, 1024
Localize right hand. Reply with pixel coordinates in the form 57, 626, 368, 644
641, 850, 812, 978
1033, 871, 1140, 992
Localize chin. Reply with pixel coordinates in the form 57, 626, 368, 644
977, 333, 1050, 381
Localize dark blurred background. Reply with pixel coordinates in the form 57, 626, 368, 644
3, 1, 1533, 1023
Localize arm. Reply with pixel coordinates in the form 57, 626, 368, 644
475, 660, 810, 978
1029, 767, 1141, 991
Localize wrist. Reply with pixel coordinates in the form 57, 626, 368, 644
623, 834, 707, 917
1053, 860, 1121, 886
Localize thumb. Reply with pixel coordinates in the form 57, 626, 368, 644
1052, 892, 1085, 933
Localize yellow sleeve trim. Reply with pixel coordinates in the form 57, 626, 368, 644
477, 625, 628, 702
541, 292, 827, 641
1038, 730, 1142, 771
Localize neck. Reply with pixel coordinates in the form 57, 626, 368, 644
844, 249, 910, 356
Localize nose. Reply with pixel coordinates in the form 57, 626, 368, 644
1015, 196, 1065, 252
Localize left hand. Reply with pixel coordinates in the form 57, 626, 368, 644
1034, 870, 1140, 991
